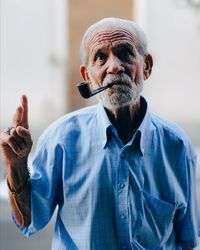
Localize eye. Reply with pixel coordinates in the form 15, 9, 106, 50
94, 52, 107, 62
117, 47, 135, 62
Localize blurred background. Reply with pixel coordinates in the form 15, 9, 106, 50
0, 0, 200, 249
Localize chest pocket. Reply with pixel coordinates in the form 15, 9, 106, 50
133, 190, 176, 249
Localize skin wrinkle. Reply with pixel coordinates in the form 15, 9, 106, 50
88, 29, 136, 47
88, 29, 137, 58
80, 18, 149, 65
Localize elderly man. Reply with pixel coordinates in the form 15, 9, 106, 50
0, 17, 199, 250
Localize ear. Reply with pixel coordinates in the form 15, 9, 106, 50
143, 54, 153, 80
80, 65, 90, 82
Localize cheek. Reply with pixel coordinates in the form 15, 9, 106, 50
89, 68, 105, 85
88, 69, 97, 81
132, 64, 143, 84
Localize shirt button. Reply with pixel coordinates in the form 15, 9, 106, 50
121, 153, 125, 158
120, 214, 125, 220
119, 183, 125, 189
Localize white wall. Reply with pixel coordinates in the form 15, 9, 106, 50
135, 0, 200, 124
0, 0, 68, 132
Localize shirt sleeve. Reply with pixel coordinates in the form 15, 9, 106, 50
14, 130, 64, 237
175, 146, 200, 249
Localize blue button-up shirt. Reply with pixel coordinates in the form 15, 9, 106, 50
18, 97, 200, 249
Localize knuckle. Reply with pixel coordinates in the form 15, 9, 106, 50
7, 136, 13, 144
20, 128, 30, 138
10, 128, 17, 136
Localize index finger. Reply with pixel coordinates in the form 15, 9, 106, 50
20, 95, 29, 129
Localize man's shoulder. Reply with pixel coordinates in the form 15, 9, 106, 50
150, 113, 196, 159
150, 113, 192, 146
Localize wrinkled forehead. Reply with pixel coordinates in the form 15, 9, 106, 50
87, 27, 137, 54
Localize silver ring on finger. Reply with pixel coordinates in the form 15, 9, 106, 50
4, 126, 14, 135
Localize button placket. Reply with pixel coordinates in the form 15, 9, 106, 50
116, 149, 131, 249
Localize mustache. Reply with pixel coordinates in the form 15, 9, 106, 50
103, 73, 132, 88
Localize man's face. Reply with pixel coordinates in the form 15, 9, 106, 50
81, 27, 146, 109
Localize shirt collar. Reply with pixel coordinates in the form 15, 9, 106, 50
96, 97, 153, 153
136, 97, 152, 155
96, 101, 113, 148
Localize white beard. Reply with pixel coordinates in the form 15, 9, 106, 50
89, 73, 144, 110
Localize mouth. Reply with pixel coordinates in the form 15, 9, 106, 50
103, 74, 133, 89
110, 82, 131, 89
106, 83, 131, 96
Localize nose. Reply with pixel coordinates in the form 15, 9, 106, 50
106, 56, 124, 74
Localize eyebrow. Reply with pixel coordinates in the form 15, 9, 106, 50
92, 44, 108, 55
114, 43, 134, 52
93, 43, 134, 54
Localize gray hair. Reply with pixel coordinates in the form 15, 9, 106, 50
80, 17, 148, 65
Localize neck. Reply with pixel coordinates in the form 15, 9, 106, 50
105, 99, 143, 144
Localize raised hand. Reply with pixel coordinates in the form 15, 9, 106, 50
0, 95, 32, 160
0, 95, 32, 187
0, 95, 32, 227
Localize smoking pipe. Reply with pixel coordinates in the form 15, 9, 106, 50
77, 82, 114, 99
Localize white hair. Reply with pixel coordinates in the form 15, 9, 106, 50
80, 17, 148, 65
